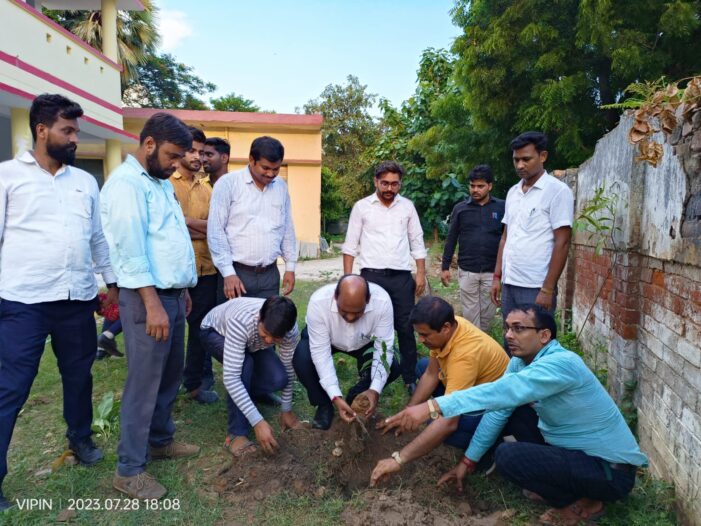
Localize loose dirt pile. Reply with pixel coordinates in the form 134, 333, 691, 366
208, 414, 511, 525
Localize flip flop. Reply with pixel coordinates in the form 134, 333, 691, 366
523, 489, 546, 502
224, 436, 257, 458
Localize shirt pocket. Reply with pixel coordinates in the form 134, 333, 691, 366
520, 207, 549, 233
68, 190, 93, 237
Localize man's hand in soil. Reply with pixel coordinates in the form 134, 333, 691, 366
437, 458, 476, 493
332, 397, 357, 423
253, 420, 279, 454
369, 458, 401, 487
357, 389, 379, 417
376, 414, 404, 436
383, 402, 431, 433
279, 411, 308, 432
224, 275, 247, 299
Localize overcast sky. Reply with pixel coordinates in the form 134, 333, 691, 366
156, 0, 461, 114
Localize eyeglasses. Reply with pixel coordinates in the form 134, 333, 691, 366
378, 181, 401, 189
504, 324, 542, 334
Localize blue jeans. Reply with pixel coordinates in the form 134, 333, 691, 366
415, 357, 482, 450
101, 317, 122, 335
200, 327, 287, 436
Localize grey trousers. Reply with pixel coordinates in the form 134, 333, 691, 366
458, 270, 497, 332
117, 288, 186, 477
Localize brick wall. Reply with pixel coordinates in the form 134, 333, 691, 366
564, 114, 701, 524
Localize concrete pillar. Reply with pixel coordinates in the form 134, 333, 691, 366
104, 139, 122, 179
101, 0, 119, 63
10, 107, 32, 156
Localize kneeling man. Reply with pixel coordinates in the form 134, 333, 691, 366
200, 296, 304, 456
383, 304, 647, 526
293, 275, 400, 429
370, 296, 509, 485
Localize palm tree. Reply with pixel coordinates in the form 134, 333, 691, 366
44, 0, 159, 84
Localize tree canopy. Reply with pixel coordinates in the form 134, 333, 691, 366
210, 92, 261, 112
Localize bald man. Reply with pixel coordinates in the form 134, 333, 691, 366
292, 275, 401, 430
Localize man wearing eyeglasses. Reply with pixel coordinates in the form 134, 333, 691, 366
342, 161, 427, 396
381, 304, 647, 526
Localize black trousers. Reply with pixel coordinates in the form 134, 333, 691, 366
360, 269, 417, 384
292, 326, 401, 407
495, 431, 636, 508
216, 263, 280, 304
183, 274, 218, 392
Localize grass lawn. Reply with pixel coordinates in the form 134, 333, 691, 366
0, 276, 679, 525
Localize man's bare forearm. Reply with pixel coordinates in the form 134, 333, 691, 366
400, 416, 459, 463
542, 227, 572, 290
343, 254, 355, 275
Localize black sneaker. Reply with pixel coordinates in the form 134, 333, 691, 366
312, 403, 334, 430
69, 438, 104, 466
97, 334, 123, 357
95, 348, 108, 360
201, 374, 215, 392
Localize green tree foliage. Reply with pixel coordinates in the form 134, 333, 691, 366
122, 53, 216, 109
302, 75, 379, 209
44, 0, 159, 84
210, 92, 260, 112
320, 167, 345, 229
414, 0, 701, 197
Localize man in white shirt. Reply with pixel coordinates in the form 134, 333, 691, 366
0, 94, 117, 511
342, 161, 427, 395
491, 132, 574, 350
292, 275, 401, 430
208, 136, 297, 301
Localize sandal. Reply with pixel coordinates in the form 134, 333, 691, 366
224, 436, 257, 458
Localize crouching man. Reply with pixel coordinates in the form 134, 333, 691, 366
383, 304, 647, 526
200, 296, 305, 457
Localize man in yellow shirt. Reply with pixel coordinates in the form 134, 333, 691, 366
170, 127, 219, 404
370, 296, 509, 484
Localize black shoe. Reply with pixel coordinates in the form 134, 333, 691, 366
0, 489, 10, 512
254, 393, 282, 407
97, 334, 123, 357
406, 382, 417, 397
201, 374, 215, 392
69, 438, 104, 466
312, 403, 334, 430
95, 348, 108, 360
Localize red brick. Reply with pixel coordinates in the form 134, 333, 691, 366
621, 324, 638, 340
651, 270, 665, 287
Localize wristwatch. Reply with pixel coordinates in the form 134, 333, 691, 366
427, 398, 440, 420
106, 282, 118, 289
391, 451, 404, 466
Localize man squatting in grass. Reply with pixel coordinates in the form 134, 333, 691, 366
199, 295, 307, 456
380, 304, 647, 526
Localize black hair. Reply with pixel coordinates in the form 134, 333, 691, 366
259, 296, 297, 338
510, 131, 548, 153
409, 296, 456, 331
139, 113, 192, 150
334, 274, 371, 303
374, 160, 405, 179
29, 93, 83, 141
250, 136, 284, 163
205, 137, 230, 156
468, 164, 494, 184
188, 126, 206, 144
509, 304, 557, 340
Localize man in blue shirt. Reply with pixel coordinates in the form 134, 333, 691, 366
101, 113, 199, 500
382, 304, 647, 526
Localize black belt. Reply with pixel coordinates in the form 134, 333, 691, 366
362, 268, 410, 276
234, 261, 276, 274
155, 288, 184, 297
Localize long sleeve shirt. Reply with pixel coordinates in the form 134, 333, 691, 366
436, 339, 648, 467
342, 193, 427, 271
441, 197, 504, 273
100, 155, 196, 290
207, 166, 297, 278
201, 297, 300, 427
306, 283, 395, 399
0, 151, 115, 303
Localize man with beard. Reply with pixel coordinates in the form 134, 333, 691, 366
491, 132, 573, 329
441, 165, 504, 332
202, 137, 230, 187
170, 127, 219, 404
342, 161, 427, 396
101, 113, 198, 500
0, 94, 117, 511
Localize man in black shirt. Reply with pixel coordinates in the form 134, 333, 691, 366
441, 165, 504, 332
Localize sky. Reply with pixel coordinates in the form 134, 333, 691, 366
155, 0, 461, 114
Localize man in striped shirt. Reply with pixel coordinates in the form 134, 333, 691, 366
200, 296, 304, 455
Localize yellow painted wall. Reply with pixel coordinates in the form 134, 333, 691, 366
0, 0, 123, 128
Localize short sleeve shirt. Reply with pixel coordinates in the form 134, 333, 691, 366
501, 172, 574, 288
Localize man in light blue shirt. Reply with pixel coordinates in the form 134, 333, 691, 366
383, 304, 647, 526
0, 94, 117, 512
101, 113, 199, 501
